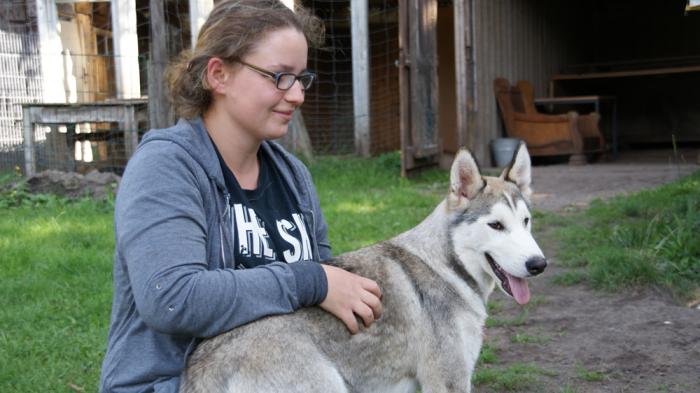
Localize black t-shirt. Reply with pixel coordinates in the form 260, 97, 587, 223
212, 142, 314, 269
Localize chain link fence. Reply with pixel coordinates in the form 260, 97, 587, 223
1, 0, 401, 175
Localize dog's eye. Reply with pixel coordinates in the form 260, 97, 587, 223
488, 221, 505, 231
524, 217, 530, 226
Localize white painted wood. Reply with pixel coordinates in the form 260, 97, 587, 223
56, 0, 109, 3
280, 0, 295, 10
189, 0, 214, 48
351, 0, 370, 157
111, 0, 141, 99
35, 0, 66, 103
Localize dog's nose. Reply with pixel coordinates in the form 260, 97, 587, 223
525, 256, 547, 276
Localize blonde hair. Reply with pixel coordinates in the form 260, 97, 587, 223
166, 0, 324, 119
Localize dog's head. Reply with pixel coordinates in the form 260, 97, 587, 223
446, 142, 546, 305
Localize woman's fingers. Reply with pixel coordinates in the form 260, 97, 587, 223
362, 278, 382, 299
355, 303, 375, 328
361, 289, 383, 320
341, 310, 359, 334
319, 265, 383, 334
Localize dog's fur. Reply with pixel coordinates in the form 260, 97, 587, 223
180, 143, 546, 393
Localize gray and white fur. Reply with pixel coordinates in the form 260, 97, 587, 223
180, 143, 547, 393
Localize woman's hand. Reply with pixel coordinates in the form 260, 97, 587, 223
319, 265, 383, 334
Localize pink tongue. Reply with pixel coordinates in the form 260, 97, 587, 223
507, 274, 530, 305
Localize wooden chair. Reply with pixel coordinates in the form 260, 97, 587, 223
493, 78, 606, 164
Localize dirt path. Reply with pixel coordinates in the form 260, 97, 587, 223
480, 153, 700, 393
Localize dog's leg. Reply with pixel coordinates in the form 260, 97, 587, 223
416, 328, 481, 393
417, 362, 473, 393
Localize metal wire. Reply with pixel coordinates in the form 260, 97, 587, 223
1, 0, 400, 175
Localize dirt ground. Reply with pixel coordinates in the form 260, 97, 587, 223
482, 149, 700, 393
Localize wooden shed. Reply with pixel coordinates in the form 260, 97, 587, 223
394, 0, 700, 173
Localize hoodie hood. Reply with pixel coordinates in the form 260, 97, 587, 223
137, 117, 313, 210
138, 118, 226, 192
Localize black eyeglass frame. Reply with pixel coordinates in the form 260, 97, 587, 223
238, 61, 316, 91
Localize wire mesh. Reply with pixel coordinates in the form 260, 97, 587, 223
28, 122, 141, 175
1, 0, 401, 176
302, 0, 400, 155
0, 0, 42, 172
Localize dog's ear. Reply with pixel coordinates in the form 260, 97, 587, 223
500, 142, 532, 199
449, 149, 485, 207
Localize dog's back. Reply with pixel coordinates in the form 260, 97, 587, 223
180, 240, 485, 393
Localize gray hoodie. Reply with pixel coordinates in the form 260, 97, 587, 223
100, 118, 331, 393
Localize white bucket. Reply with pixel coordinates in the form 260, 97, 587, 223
490, 138, 521, 167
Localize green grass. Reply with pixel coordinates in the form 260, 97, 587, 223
510, 332, 547, 345
3, 157, 697, 391
575, 365, 606, 382
554, 170, 700, 301
486, 309, 529, 328
560, 386, 578, 393
0, 194, 115, 392
0, 153, 448, 392
477, 343, 499, 365
550, 270, 587, 286
473, 362, 556, 391
309, 152, 447, 253
484, 296, 546, 328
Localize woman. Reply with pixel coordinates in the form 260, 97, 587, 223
99, 1, 382, 392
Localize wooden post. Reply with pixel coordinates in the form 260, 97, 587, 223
398, 0, 411, 177
23, 107, 36, 177
149, 0, 172, 129
408, 0, 439, 158
111, 0, 141, 99
189, 0, 214, 48
123, 104, 138, 158
35, 0, 65, 103
278, 111, 313, 161
351, 0, 370, 157
453, 0, 474, 149
398, 0, 439, 177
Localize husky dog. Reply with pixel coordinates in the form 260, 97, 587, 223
180, 143, 546, 393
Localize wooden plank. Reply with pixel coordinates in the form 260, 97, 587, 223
22, 102, 147, 170
534, 95, 612, 104
552, 65, 700, 81
453, 0, 467, 149
408, 0, 439, 158
148, 0, 171, 129
76, 12, 99, 101
28, 105, 132, 123
351, 0, 370, 157
398, 0, 412, 176
453, 0, 475, 149
123, 106, 138, 158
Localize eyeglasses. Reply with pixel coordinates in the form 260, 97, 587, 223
238, 61, 316, 91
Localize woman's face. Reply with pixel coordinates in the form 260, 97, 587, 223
216, 27, 309, 142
